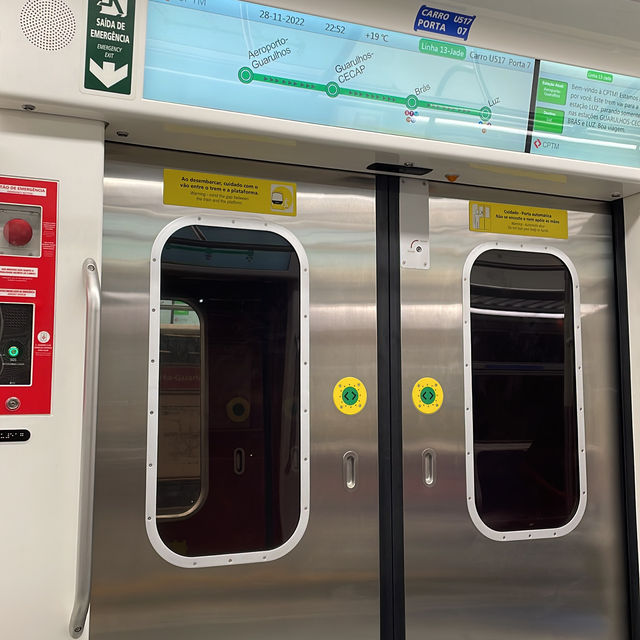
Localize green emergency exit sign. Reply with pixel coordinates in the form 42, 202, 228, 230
84, 0, 136, 94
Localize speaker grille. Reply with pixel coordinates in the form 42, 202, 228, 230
20, 0, 76, 51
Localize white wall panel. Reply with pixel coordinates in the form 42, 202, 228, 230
0, 109, 103, 640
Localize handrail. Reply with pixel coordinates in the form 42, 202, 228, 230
69, 259, 101, 638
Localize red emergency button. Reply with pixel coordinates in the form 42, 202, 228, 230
3, 219, 33, 247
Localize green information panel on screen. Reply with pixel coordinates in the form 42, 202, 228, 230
531, 61, 640, 168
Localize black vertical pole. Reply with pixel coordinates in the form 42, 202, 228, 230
611, 199, 640, 640
376, 175, 406, 640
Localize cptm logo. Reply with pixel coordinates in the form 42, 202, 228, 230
534, 138, 560, 150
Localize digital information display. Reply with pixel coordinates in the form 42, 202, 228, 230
144, 0, 534, 153
144, 0, 640, 169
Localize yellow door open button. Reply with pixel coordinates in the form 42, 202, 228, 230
412, 377, 444, 414
333, 377, 367, 415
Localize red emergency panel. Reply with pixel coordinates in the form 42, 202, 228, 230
0, 176, 57, 414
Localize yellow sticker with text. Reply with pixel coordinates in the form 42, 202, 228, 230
412, 377, 444, 414
469, 201, 567, 239
164, 169, 296, 216
333, 377, 367, 415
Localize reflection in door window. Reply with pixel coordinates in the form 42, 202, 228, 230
157, 300, 204, 518
465, 248, 584, 537
154, 225, 301, 558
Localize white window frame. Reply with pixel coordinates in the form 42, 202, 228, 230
462, 241, 587, 542
146, 213, 310, 567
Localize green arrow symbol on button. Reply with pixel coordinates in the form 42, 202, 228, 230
420, 387, 436, 405
342, 386, 359, 406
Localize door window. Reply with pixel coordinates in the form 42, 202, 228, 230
463, 245, 586, 541
147, 219, 310, 566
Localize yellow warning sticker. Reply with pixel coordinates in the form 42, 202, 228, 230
164, 169, 296, 216
333, 377, 367, 415
412, 377, 444, 415
469, 201, 567, 239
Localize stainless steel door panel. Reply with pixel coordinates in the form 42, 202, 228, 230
93, 144, 379, 639
96, 147, 628, 639
402, 182, 627, 638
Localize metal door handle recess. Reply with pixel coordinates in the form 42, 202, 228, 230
422, 449, 436, 487
233, 448, 246, 475
343, 451, 359, 491
69, 259, 101, 638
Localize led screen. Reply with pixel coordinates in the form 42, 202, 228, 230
144, 0, 535, 153
144, 0, 640, 169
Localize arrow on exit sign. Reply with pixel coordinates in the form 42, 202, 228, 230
89, 60, 129, 88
